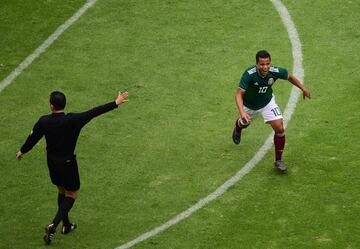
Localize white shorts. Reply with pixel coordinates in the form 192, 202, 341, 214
244, 96, 283, 124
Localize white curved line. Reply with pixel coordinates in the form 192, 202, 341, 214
115, 0, 304, 248
0, 0, 98, 93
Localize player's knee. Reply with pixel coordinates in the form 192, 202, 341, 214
273, 123, 285, 135
275, 128, 285, 137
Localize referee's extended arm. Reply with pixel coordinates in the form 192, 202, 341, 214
71, 93, 128, 129
16, 91, 129, 160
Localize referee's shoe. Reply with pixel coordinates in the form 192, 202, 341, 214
61, 223, 77, 234
43, 224, 56, 245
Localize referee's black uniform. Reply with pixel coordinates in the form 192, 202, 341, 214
17, 91, 128, 244
20, 101, 118, 191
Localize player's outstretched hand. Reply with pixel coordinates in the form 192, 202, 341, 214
16, 151, 23, 160
303, 88, 311, 100
115, 91, 129, 105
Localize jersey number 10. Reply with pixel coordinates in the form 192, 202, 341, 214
271, 107, 281, 117
258, 86, 268, 93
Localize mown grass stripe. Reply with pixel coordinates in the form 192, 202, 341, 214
0, 0, 98, 93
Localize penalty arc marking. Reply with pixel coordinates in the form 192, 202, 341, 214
114, 0, 304, 248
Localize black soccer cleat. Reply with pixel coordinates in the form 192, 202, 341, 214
232, 126, 241, 144
61, 223, 77, 235
43, 224, 56, 245
274, 160, 287, 173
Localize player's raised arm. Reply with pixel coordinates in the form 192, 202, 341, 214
287, 74, 311, 99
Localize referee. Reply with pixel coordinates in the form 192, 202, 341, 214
16, 90, 129, 244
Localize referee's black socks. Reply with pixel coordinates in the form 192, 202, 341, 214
57, 193, 70, 226
53, 196, 75, 228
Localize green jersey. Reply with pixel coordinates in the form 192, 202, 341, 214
239, 65, 288, 110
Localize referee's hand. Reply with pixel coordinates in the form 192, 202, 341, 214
115, 91, 129, 105
16, 151, 23, 160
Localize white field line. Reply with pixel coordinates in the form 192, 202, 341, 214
115, 0, 304, 248
0, 0, 98, 93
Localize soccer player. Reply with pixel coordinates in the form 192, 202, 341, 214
16, 90, 129, 244
232, 50, 310, 173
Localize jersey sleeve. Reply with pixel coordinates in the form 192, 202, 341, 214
277, 67, 289, 80
70, 101, 118, 129
239, 71, 250, 90
20, 119, 44, 154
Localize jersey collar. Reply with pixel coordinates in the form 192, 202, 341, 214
256, 67, 268, 78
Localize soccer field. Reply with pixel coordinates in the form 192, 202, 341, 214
1, 0, 360, 248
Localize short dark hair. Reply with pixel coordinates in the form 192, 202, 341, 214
50, 91, 66, 110
256, 50, 271, 63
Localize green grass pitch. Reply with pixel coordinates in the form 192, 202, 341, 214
1, 0, 360, 248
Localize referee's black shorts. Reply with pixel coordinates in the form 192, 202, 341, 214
46, 154, 80, 191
